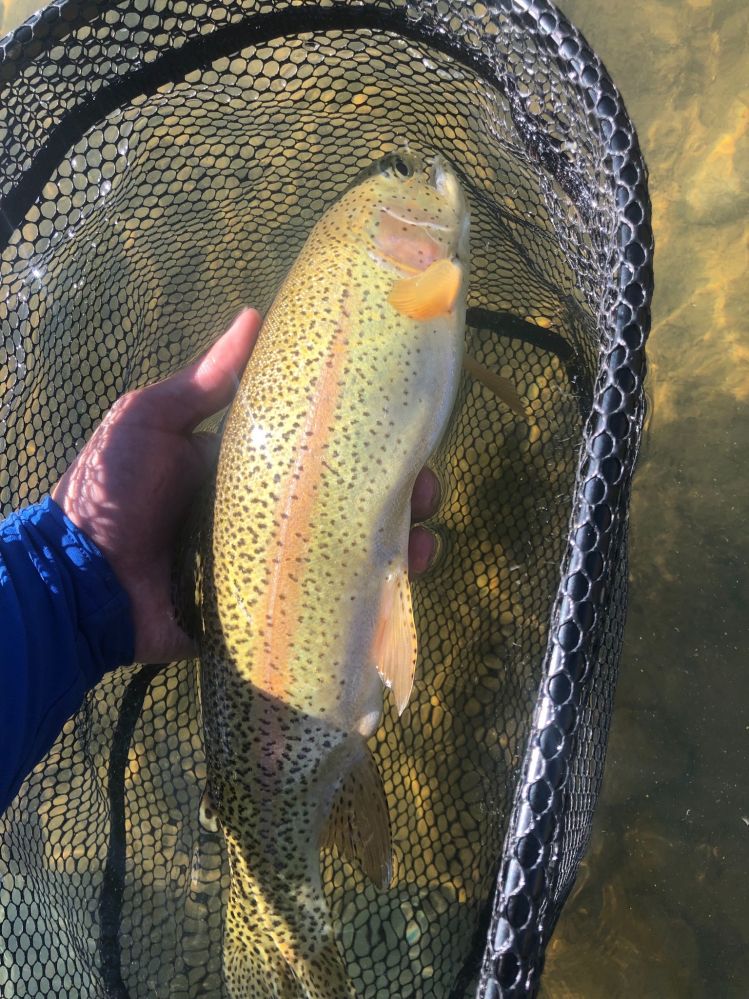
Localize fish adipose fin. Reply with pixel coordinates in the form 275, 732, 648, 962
463, 354, 528, 418
388, 258, 463, 319
322, 750, 392, 889
373, 566, 418, 715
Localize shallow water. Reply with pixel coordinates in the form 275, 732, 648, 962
2, 0, 747, 996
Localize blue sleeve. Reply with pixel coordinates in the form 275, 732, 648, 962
0, 496, 135, 813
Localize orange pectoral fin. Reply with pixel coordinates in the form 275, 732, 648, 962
388, 258, 463, 320
372, 567, 418, 715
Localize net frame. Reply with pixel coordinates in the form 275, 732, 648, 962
0, 1, 652, 995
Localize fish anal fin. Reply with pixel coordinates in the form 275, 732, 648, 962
388, 258, 463, 320
373, 567, 418, 714
463, 354, 528, 419
322, 750, 392, 889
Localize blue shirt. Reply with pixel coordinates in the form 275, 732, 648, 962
0, 497, 134, 813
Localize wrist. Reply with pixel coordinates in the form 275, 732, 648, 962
43, 496, 136, 674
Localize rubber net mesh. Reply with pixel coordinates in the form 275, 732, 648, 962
0, 1, 652, 996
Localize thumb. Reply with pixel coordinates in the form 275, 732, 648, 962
147, 308, 262, 432
190, 308, 262, 412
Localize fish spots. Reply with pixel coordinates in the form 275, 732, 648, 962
250, 286, 362, 703
199, 150, 468, 999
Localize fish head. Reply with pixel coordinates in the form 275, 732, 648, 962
341, 149, 470, 279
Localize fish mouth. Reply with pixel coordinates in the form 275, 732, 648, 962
430, 154, 466, 210
365, 150, 468, 274
379, 207, 455, 233
377, 154, 465, 229
374, 207, 460, 274
429, 155, 455, 192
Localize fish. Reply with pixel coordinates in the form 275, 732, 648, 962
194, 149, 470, 999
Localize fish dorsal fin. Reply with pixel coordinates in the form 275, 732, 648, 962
463, 354, 528, 419
321, 750, 392, 889
372, 567, 418, 715
388, 258, 463, 320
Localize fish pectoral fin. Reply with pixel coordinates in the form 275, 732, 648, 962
463, 354, 529, 419
372, 566, 418, 715
388, 258, 463, 320
322, 750, 392, 890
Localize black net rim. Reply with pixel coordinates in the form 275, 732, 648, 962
0, 2, 653, 995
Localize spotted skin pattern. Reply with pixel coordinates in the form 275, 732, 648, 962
197, 152, 469, 998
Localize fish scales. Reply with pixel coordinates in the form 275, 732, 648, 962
196, 151, 469, 998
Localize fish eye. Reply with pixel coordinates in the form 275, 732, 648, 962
392, 156, 412, 178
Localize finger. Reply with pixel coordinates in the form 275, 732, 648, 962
145, 309, 262, 432
189, 308, 262, 419
410, 467, 440, 522
408, 525, 438, 576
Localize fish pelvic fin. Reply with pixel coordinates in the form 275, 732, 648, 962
463, 353, 529, 419
388, 257, 463, 319
373, 565, 418, 715
322, 749, 392, 890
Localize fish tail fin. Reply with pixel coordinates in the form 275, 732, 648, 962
223, 833, 354, 999
224, 924, 299, 999
322, 745, 392, 889
293, 945, 355, 999
224, 888, 354, 999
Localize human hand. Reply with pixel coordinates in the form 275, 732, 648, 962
409, 469, 440, 576
52, 309, 440, 665
52, 309, 262, 663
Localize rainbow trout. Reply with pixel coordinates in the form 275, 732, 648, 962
196, 150, 469, 998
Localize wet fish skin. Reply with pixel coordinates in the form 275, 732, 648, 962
197, 149, 469, 998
